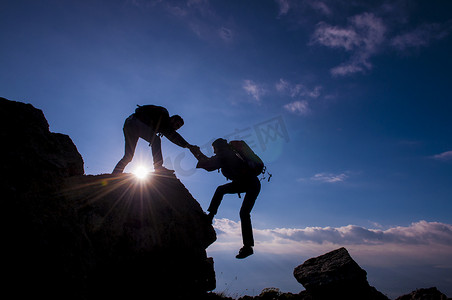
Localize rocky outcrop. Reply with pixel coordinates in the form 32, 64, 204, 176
63, 172, 217, 299
0, 97, 84, 185
1, 97, 216, 299
395, 287, 450, 300
293, 247, 389, 300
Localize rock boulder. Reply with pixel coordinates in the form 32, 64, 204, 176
294, 247, 388, 300
395, 287, 449, 300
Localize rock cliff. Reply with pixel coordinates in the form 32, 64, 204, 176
1, 97, 216, 299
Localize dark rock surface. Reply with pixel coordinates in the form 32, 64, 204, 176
395, 287, 450, 300
0, 97, 84, 183
63, 173, 217, 299
293, 247, 389, 300
1, 97, 216, 299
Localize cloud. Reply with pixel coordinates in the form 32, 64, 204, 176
131, 0, 234, 43
272, 221, 452, 246
391, 22, 452, 51
243, 79, 266, 103
284, 100, 310, 115
276, 79, 322, 99
212, 219, 452, 248
275, 0, 331, 17
311, 23, 360, 50
219, 26, 233, 42
275, 78, 290, 92
277, 79, 321, 115
310, 12, 386, 76
306, 0, 331, 16
275, 0, 290, 16
209, 219, 452, 267
306, 4, 452, 76
310, 172, 348, 183
431, 150, 452, 161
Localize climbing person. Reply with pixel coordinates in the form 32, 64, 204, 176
112, 104, 199, 174
195, 138, 264, 259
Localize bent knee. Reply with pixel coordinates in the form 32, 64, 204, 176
121, 155, 133, 163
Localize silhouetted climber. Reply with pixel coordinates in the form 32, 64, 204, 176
195, 138, 263, 259
113, 105, 199, 174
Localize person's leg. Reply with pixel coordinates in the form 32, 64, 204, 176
112, 118, 139, 174
150, 135, 164, 170
207, 181, 243, 216
236, 177, 261, 258
134, 119, 165, 171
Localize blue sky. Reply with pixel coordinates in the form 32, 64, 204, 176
1, 0, 452, 298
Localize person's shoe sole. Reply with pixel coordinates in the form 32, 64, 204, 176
236, 248, 253, 259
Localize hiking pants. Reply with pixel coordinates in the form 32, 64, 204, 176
113, 115, 163, 173
208, 177, 261, 247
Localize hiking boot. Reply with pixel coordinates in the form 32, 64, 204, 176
236, 246, 253, 259
154, 166, 174, 174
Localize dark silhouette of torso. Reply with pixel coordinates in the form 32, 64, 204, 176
197, 145, 254, 182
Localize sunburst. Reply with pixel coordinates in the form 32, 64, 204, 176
133, 165, 150, 180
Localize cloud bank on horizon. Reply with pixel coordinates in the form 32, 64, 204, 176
209, 219, 452, 268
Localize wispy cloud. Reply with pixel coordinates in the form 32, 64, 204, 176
275, 0, 331, 17
243, 79, 266, 103
210, 219, 452, 267
275, 78, 290, 92
130, 0, 234, 43
311, 23, 360, 50
310, 172, 348, 183
302, 2, 452, 76
284, 100, 310, 115
276, 79, 322, 99
391, 21, 452, 51
275, 0, 290, 16
306, 0, 331, 16
311, 12, 386, 76
218, 26, 233, 42
431, 150, 452, 161
277, 79, 321, 115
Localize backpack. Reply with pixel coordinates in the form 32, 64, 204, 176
135, 104, 163, 117
134, 105, 168, 128
229, 140, 265, 177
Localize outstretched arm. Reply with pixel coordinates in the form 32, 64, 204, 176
196, 152, 221, 172
162, 130, 190, 148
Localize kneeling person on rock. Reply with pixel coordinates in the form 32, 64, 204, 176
195, 138, 261, 259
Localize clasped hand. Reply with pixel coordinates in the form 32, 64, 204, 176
187, 144, 207, 160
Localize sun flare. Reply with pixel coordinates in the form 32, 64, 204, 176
133, 165, 149, 180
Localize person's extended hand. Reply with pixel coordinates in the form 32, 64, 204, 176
188, 145, 207, 160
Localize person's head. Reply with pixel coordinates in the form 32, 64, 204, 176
170, 115, 184, 130
212, 138, 228, 154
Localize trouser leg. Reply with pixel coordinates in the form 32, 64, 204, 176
112, 122, 139, 174
150, 135, 163, 169
239, 178, 261, 247
207, 182, 239, 215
